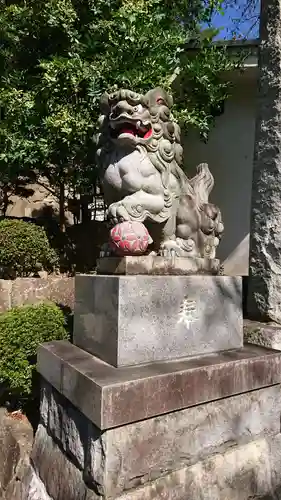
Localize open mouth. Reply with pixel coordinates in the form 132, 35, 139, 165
110, 120, 152, 140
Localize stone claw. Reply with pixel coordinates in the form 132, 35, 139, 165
159, 240, 182, 258
107, 202, 131, 226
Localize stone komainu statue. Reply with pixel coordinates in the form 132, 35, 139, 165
96, 87, 224, 259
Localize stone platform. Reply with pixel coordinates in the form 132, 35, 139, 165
20, 340, 281, 499
96, 255, 221, 275
73, 274, 242, 367
38, 341, 281, 429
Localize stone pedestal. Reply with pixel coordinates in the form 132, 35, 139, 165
73, 274, 242, 367
21, 271, 281, 499
22, 341, 281, 499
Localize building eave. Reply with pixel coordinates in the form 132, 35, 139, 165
185, 38, 259, 73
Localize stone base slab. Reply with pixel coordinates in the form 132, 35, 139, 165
23, 397, 281, 499
22, 436, 281, 500
118, 435, 281, 500
96, 255, 221, 275
38, 340, 281, 430
73, 274, 242, 366
36, 380, 281, 499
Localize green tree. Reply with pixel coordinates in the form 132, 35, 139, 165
0, 0, 238, 230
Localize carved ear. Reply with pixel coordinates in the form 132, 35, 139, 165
143, 87, 173, 109
154, 88, 173, 109
156, 96, 165, 105
165, 92, 173, 109
156, 95, 173, 108
100, 92, 110, 114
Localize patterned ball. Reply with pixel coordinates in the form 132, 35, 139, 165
109, 221, 152, 256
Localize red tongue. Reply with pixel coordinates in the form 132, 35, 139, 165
120, 128, 135, 136
144, 128, 152, 139
118, 126, 152, 138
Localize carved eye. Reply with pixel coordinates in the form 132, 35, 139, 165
134, 104, 143, 113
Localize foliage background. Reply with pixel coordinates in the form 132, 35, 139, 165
0, 218, 59, 277
0, 302, 69, 408
0, 0, 241, 231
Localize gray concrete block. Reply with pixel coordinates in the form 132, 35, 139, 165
73, 274, 243, 366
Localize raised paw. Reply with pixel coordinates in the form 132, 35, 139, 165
107, 202, 130, 226
159, 240, 182, 258
159, 238, 195, 258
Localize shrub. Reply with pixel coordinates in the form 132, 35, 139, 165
0, 302, 69, 403
0, 219, 59, 277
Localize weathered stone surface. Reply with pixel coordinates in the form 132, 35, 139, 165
244, 319, 281, 350
247, 0, 281, 323
23, 426, 281, 499
10, 277, 49, 308
60, 403, 87, 470
6, 176, 74, 225
31, 424, 94, 500
117, 434, 281, 500
85, 385, 281, 497
5, 463, 52, 500
0, 421, 20, 495
40, 384, 49, 429
86, 432, 107, 496
41, 380, 281, 497
73, 274, 242, 366
0, 276, 74, 314
48, 275, 75, 310
38, 340, 281, 429
10, 276, 74, 310
40, 381, 87, 470
20, 462, 100, 500
0, 409, 33, 500
0, 280, 12, 313
28, 380, 281, 499
96, 255, 221, 275
25, 465, 52, 500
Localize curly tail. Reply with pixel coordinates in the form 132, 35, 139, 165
189, 163, 214, 207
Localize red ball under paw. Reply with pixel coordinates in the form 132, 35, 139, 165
110, 221, 152, 256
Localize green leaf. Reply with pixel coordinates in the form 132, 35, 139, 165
0, 0, 239, 211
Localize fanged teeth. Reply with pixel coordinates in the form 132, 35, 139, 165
136, 120, 141, 130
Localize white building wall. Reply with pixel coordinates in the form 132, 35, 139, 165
183, 73, 257, 275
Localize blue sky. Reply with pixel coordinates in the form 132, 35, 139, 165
210, 1, 260, 39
